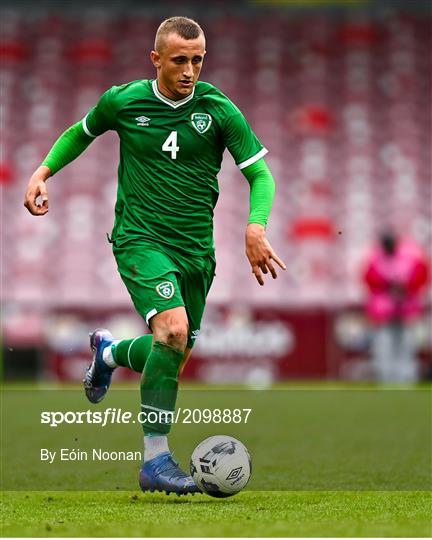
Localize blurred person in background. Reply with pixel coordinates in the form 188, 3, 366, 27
363, 230, 429, 383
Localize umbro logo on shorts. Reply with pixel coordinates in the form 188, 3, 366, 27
136, 115, 151, 126
156, 281, 175, 299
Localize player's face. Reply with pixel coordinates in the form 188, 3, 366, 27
151, 33, 206, 100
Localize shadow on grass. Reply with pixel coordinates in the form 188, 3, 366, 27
127, 492, 240, 505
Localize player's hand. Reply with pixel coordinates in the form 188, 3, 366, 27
245, 223, 286, 286
24, 167, 51, 216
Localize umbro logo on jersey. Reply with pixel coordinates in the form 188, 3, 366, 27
136, 115, 151, 126
191, 113, 212, 134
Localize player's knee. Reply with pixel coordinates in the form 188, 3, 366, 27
155, 322, 188, 351
166, 323, 188, 350
151, 308, 189, 351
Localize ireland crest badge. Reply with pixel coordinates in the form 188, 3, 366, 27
156, 281, 175, 299
191, 113, 212, 134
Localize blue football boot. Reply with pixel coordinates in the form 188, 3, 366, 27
139, 452, 201, 496
83, 328, 115, 404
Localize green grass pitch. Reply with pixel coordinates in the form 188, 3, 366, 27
1, 383, 431, 536
2, 490, 431, 537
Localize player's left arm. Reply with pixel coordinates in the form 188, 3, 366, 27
242, 158, 286, 286
221, 100, 286, 285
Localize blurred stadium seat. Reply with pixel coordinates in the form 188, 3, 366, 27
2, 6, 430, 312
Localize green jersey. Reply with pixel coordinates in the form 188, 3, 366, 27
84, 79, 267, 257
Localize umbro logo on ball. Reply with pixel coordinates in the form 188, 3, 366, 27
226, 467, 242, 481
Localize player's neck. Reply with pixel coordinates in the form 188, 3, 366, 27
155, 79, 193, 102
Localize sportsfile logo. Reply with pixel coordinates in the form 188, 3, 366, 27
40, 407, 252, 427
135, 115, 151, 126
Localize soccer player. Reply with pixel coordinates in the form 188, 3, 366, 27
24, 16, 285, 495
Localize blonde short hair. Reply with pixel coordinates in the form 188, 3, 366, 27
154, 16, 204, 52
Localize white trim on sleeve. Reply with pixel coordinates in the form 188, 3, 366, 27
82, 114, 96, 138
237, 147, 268, 170
145, 308, 158, 326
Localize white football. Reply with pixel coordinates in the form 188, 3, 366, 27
190, 435, 252, 497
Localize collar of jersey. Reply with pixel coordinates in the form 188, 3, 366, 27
151, 80, 195, 109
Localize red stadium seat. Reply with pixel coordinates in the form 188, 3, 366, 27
3, 10, 430, 308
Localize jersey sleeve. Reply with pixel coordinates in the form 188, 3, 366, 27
82, 87, 118, 137
221, 102, 268, 169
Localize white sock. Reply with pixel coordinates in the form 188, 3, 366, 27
144, 435, 169, 462
102, 341, 120, 368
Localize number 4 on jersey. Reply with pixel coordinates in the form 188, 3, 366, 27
162, 131, 179, 160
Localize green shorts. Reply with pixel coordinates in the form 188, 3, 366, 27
112, 240, 216, 348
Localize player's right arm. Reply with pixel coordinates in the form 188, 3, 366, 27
24, 122, 95, 215
24, 87, 117, 216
